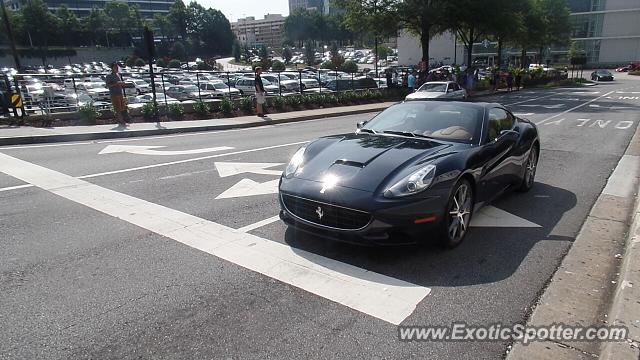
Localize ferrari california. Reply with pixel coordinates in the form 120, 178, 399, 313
278, 101, 540, 248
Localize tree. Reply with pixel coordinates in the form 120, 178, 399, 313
304, 42, 316, 66
444, 0, 500, 67
484, 0, 527, 68
341, 60, 358, 73
282, 46, 293, 64
20, 0, 60, 64
395, 0, 449, 64
232, 41, 241, 62
330, 42, 344, 69
284, 9, 318, 47
153, 14, 171, 40
104, 1, 136, 46
535, 0, 571, 63
83, 7, 108, 46
56, 6, 80, 47
170, 41, 186, 60
167, 0, 187, 40
271, 60, 285, 71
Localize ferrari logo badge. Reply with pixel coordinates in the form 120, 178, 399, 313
316, 206, 324, 220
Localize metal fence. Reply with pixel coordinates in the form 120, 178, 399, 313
1, 68, 393, 117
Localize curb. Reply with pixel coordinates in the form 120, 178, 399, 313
507, 125, 640, 359
0, 105, 391, 146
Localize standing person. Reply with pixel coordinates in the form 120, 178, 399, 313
254, 67, 266, 117
506, 72, 514, 92
515, 71, 522, 91
407, 71, 417, 92
385, 69, 393, 88
105, 62, 130, 126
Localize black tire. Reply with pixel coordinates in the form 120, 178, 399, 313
518, 144, 538, 192
439, 179, 474, 249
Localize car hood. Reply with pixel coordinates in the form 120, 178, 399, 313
295, 133, 455, 193
406, 91, 446, 99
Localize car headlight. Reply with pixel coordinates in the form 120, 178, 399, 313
284, 146, 307, 178
384, 164, 436, 198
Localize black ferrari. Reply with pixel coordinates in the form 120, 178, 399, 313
278, 100, 540, 247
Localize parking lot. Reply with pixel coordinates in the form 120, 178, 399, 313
1, 73, 639, 358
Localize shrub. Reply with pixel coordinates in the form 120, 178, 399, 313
135, 58, 146, 67
340, 60, 358, 74
271, 60, 286, 71
241, 97, 253, 114
141, 101, 159, 121
630, 70, 640, 76
167, 102, 184, 120
196, 62, 212, 70
320, 61, 334, 69
285, 95, 302, 109
78, 102, 100, 125
220, 98, 233, 116
155, 58, 167, 68
271, 96, 285, 110
193, 100, 210, 116
168, 59, 181, 68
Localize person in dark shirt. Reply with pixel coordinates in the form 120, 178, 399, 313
254, 67, 266, 117
105, 62, 130, 126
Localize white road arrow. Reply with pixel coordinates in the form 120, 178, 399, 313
470, 206, 541, 228
214, 162, 283, 177
216, 179, 279, 199
99, 145, 234, 156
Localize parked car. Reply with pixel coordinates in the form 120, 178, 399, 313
325, 78, 378, 92
405, 81, 467, 100
590, 70, 614, 81
165, 85, 215, 101
234, 77, 279, 95
199, 81, 241, 98
132, 93, 178, 104
261, 74, 300, 92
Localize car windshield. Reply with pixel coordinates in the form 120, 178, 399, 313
418, 83, 447, 92
597, 70, 612, 75
183, 85, 198, 92
213, 83, 228, 89
363, 102, 482, 143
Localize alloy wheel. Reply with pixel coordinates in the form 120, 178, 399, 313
447, 183, 472, 243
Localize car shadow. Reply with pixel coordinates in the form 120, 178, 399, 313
283, 182, 576, 288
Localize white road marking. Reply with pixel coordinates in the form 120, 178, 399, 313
470, 206, 541, 228
0, 184, 32, 192
513, 113, 535, 116
603, 155, 640, 198
0, 152, 430, 325
215, 162, 283, 178
536, 91, 615, 125
0, 141, 308, 193
237, 215, 282, 233
216, 179, 280, 199
99, 145, 234, 156
520, 104, 565, 109
504, 92, 560, 106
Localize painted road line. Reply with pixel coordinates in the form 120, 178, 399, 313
215, 162, 283, 177
0, 152, 430, 325
603, 154, 640, 198
98, 145, 234, 156
504, 92, 561, 106
237, 215, 282, 233
0, 184, 32, 193
216, 179, 280, 199
0, 141, 308, 193
536, 90, 616, 125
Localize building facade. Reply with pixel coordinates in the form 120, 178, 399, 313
398, 0, 640, 67
231, 14, 286, 49
289, 0, 324, 13
6, 0, 173, 17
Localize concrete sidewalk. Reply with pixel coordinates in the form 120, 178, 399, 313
0, 102, 396, 146
507, 125, 640, 360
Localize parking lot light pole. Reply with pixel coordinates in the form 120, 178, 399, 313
1, 0, 21, 71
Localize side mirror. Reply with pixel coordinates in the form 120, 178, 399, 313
357, 121, 367, 129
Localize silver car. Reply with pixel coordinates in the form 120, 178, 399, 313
405, 81, 467, 101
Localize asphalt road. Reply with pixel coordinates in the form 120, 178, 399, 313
1, 74, 639, 359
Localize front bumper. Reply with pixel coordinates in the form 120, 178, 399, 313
278, 177, 448, 245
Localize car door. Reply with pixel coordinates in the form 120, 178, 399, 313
476, 107, 518, 202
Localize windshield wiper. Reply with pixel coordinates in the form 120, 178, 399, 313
382, 130, 416, 137
382, 130, 435, 140
358, 128, 378, 134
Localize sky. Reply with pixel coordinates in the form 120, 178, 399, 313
195, 0, 290, 22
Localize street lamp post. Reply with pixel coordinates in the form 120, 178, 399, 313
0, 0, 21, 70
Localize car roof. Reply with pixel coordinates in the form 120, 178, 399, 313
401, 100, 504, 110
